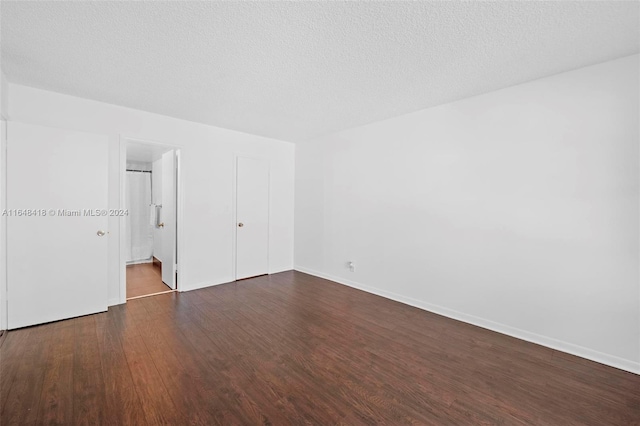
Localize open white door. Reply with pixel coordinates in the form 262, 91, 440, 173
7, 122, 109, 329
236, 157, 269, 280
160, 150, 176, 289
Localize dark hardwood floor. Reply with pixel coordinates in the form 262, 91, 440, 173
1, 271, 638, 425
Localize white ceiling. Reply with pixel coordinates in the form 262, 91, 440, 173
1, 1, 638, 143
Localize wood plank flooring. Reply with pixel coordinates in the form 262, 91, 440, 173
1, 271, 638, 425
126, 263, 171, 299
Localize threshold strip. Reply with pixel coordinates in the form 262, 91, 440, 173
127, 289, 176, 301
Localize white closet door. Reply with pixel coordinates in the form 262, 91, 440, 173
7, 122, 109, 329
236, 157, 269, 280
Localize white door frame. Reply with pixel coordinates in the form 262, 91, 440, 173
0, 119, 7, 330
232, 153, 270, 281
118, 136, 184, 304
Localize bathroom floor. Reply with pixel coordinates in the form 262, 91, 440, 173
126, 263, 172, 299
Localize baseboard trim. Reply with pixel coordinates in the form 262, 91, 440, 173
180, 278, 234, 293
126, 259, 153, 266
269, 267, 294, 275
294, 265, 640, 375
181, 268, 294, 293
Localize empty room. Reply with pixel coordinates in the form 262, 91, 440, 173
0, 1, 638, 425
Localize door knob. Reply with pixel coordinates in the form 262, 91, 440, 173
97, 230, 106, 237
238, 223, 244, 227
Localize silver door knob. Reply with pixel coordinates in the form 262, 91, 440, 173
238, 223, 244, 227
97, 230, 106, 236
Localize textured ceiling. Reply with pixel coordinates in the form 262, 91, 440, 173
1, 1, 638, 142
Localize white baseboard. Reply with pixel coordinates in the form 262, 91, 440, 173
126, 259, 153, 266
294, 265, 640, 375
180, 278, 233, 293
269, 266, 294, 275
180, 268, 293, 293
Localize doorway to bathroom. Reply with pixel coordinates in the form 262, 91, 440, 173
123, 139, 181, 300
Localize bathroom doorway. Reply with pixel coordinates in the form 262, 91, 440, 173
122, 139, 181, 300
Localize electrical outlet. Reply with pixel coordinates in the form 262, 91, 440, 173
348, 261, 355, 272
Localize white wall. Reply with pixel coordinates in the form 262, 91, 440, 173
295, 55, 640, 373
0, 71, 8, 120
126, 160, 152, 172
8, 84, 295, 305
